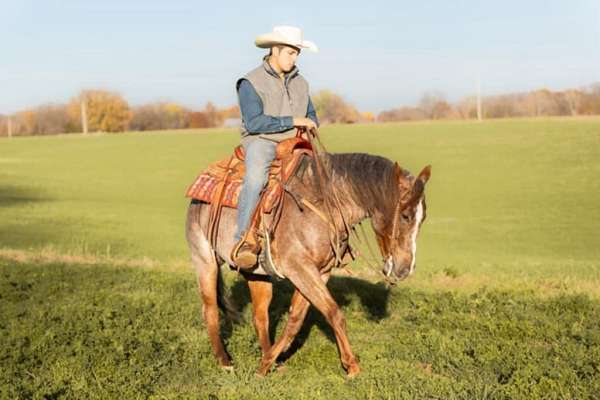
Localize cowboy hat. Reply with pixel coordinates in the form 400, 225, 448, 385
255, 26, 318, 53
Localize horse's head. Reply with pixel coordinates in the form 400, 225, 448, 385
372, 163, 431, 283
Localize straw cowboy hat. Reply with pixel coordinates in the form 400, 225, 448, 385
255, 26, 319, 53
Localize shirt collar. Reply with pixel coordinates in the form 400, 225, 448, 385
262, 55, 299, 83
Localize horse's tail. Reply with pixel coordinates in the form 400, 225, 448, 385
216, 266, 243, 324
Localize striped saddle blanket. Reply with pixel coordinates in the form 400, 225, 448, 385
185, 137, 313, 213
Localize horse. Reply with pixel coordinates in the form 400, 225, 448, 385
185, 151, 431, 377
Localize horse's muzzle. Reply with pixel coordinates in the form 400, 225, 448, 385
382, 256, 411, 282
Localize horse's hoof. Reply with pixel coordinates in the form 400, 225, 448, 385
221, 365, 234, 373
274, 363, 287, 373
346, 364, 361, 379
255, 362, 272, 377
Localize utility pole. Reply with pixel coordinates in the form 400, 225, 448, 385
476, 74, 483, 122
81, 99, 88, 134
7, 117, 12, 138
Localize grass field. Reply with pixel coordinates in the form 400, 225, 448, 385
1, 119, 600, 398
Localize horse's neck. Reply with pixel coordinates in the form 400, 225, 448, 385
327, 174, 370, 227
309, 153, 393, 227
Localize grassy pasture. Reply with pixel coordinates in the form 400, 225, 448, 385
1, 118, 600, 398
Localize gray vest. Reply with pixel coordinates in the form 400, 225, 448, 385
237, 57, 310, 145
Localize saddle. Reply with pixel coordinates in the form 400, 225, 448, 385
186, 136, 313, 212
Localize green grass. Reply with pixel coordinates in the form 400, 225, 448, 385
1, 120, 599, 279
2, 258, 599, 399
1, 118, 600, 398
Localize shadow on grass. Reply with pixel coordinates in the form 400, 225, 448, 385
228, 274, 391, 362
0, 184, 52, 207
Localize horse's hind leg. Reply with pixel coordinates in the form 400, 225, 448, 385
186, 209, 232, 369
257, 273, 331, 376
244, 274, 273, 356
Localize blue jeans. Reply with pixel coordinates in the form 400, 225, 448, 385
234, 138, 277, 242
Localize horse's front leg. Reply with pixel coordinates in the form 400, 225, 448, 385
257, 272, 330, 376
286, 265, 360, 377
244, 274, 273, 356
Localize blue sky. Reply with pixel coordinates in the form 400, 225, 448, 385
1, 0, 599, 114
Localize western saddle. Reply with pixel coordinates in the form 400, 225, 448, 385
185, 135, 314, 268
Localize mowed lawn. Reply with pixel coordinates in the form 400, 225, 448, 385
1, 119, 600, 398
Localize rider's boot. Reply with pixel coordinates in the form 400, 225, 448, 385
231, 230, 260, 269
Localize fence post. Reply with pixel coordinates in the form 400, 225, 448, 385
81, 100, 88, 134
477, 74, 483, 122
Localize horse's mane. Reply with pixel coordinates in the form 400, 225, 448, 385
312, 152, 412, 216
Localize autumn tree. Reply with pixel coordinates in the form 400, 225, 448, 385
377, 107, 426, 122
69, 90, 132, 133
562, 89, 584, 116
220, 105, 241, 120
580, 83, 600, 115
189, 102, 225, 128
34, 104, 72, 135
312, 90, 360, 124
0, 115, 6, 137
456, 96, 478, 119
130, 102, 190, 131
419, 91, 451, 119
359, 111, 375, 123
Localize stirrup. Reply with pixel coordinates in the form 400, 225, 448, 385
231, 237, 259, 269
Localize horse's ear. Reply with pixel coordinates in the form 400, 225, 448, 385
394, 162, 403, 178
417, 165, 432, 184
409, 166, 430, 206
409, 179, 425, 205
394, 162, 410, 187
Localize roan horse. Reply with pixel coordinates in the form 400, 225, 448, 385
185, 151, 431, 377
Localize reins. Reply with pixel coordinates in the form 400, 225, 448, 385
298, 128, 386, 273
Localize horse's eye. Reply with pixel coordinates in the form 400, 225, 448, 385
401, 213, 411, 223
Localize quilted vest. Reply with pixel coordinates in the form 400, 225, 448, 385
237, 57, 310, 144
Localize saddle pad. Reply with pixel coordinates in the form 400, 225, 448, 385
186, 173, 243, 209
186, 169, 287, 213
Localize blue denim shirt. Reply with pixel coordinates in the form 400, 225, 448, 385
237, 79, 319, 134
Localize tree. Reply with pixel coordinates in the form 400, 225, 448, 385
69, 90, 132, 133
359, 111, 375, 123
130, 102, 190, 131
580, 83, 600, 115
189, 102, 225, 128
456, 96, 477, 119
525, 89, 560, 117
562, 90, 584, 116
419, 91, 451, 119
377, 107, 426, 122
34, 104, 71, 135
484, 94, 521, 118
312, 90, 360, 124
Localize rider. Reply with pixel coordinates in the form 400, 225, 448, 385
232, 26, 319, 268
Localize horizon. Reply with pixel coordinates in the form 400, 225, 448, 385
1, 0, 599, 115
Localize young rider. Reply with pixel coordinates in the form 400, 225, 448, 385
232, 26, 319, 268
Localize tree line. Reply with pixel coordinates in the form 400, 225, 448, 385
378, 83, 600, 122
2, 83, 600, 137
0, 90, 240, 137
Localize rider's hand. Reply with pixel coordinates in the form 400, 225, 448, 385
293, 117, 317, 131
